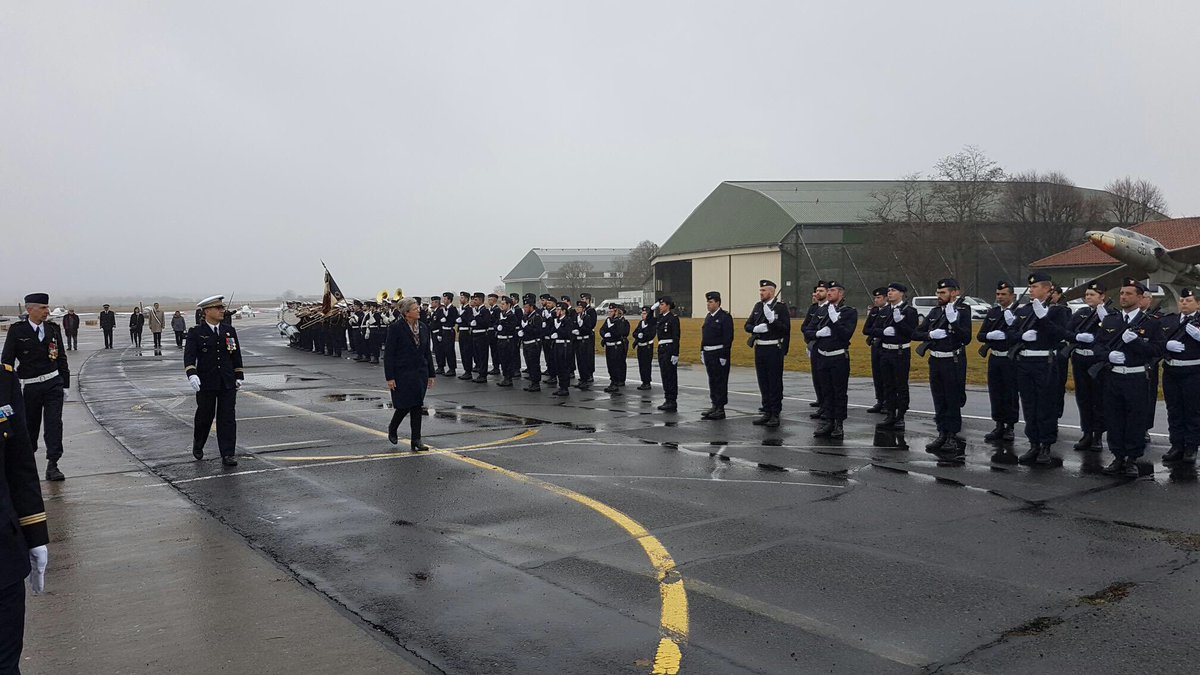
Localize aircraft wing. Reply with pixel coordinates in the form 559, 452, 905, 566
1167, 242, 1200, 265
1061, 264, 1131, 302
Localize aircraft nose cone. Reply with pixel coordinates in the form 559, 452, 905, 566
1088, 231, 1117, 253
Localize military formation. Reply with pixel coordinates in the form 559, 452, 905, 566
276, 275, 1200, 478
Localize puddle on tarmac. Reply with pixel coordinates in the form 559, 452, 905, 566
323, 393, 383, 402
762, 438, 784, 446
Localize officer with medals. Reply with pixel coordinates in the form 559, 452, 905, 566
1, 357, 50, 672
633, 305, 657, 391
866, 283, 918, 431
862, 288, 888, 414
1066, 281, 1111, 452
2, 293, 71, 481
1006, 272, 1071, 467
494, 295, 521, 387
699, 291, 734, 420
654, 297, 681, 412
1093, 279, 1164, 477
184, 295, 245, 467
456, 292, 475, 379
803, 281, 857, 438
600, 304, 630, 394
912, 279, 972, 460
745, 279, 790, 428
549, 302, 576, 396
1158, 288, 1200, 467
979, 281, 1020, 454
801, 282, 828, 412
519, 295, 545, 392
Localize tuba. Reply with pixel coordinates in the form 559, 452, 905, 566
394, 288, 405, 301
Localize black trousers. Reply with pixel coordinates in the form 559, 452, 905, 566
1105, 371, 1151, 459
1053, 354, 1069, 420
65, 332, 78, 350
813, 353, 850, 421
1072, 355, 1106, 434
1016, 355, 1059, 445
1147, 364, 1160, 431
102, 327, 114, 348
703, 350, 730, 406
869, 343, 883, 402
152, 331, 163, 349
1163, 364, 1200, 448
576, 337, 595, 381
194, 388, 237, 456
754, 344, 784, 414
553, 342, 574, 390
388, 405, 423, 442
174, 330, 185, 347
472, 335, 489, 376
459, 334, 474, 375
498, 339, 518, 379
808, 347, 821, 406
987, 353, 1020, 425
878, 350, 911, 415
0, 579, 24, 674
606, 344, 628, 386
489, 336, 500, 371
929, 354, 966, 434
523, 341, 542, 383
636, 345, 654, 385
658, 346, 678, 401
130, 328, 142, 346
23, 378, 65, 463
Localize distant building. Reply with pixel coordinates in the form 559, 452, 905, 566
653, 180, 1154, 317
1030, 217, 1200, 287
503, 248, 636, 300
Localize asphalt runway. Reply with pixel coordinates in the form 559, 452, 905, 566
75, 318, 1200, 674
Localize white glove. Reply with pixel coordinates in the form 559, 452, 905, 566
28, 545, 47, 594
815, 326, 832, 338
470, 320, 477, 327
518, 330, 524, 337
700, 353, 705, 365
1022, 329, 1038, 342
986, 330, 1006, 341
603, 332, 611, 338
883, 327, 896, 337
1075, 333, 1095, 344
752, 323, 769, 334
944, 306, 958, 323
1031, 299, 1048, 319
827, 306, 840, 323
892, 308, 903, 322
550, 333, 558, 339
1187, 323, 1200, 341
571, 329, 580, 335
928, 328, 948, 340
1121, 329, 1138, 344
652, 302, 661, 312
1004, 309, 1016, 326
1108, 350, 1126, 365
188, 375, 201, 392
763, 305, 776, 322
719, 358, 727, 366
1166, 340, 1185, 353
235, 380, 242, 390
1096, 304, 1109, 319
670, 356, 678, 365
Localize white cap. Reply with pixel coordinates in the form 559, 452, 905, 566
197, 295, 225, 309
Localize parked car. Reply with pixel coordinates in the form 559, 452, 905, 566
911, 295, 990, 320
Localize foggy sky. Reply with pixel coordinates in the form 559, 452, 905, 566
3, 1, 1197, 303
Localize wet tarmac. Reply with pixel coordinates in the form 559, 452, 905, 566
78, 318, 1200, 674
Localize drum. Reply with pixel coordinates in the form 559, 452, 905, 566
281, 309, 301, 326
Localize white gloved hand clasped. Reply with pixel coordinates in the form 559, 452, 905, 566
892, 308, 903, 323
188, 375, 201, 392
670, 355, 678, 365
1187, 323, 1200, 341
1108, 350, 1126, 365
752, 323, 768, 334
944, 306, 958, 323
1075, 333, 1095, 344
1166, 340, 1185, 353
815, 326, 832, 338
883, 327, 896, 337
928, 328, 948, 340
1121, 329, 1138, 344
1022, 329, 1038, 342
985, 330, 1005, 341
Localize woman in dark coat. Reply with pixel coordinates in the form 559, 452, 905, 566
129, 307, 145, 347
384, 298, 436, 451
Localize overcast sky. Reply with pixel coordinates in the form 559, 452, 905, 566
3, 1, 1196, 303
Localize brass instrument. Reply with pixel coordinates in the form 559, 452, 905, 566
378, 290, 390, 304
392, 288, 404, 301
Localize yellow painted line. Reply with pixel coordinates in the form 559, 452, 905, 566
242, 390, 689, 672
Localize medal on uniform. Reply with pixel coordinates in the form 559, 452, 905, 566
226, 336, 238, 352
48, 337, 59, 361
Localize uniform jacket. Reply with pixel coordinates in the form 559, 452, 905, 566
383, 320, 435, 410
495, 309, 521, 339
573, 310, 596, 340
99, 310, 117, 329
913, 301, 972, 353
519, 310, 544, 342
1004, 300, 1071, 354
1094, 309, 1163, 367
184, 322, 245, 390
469, 305, 493, 335
861, 305, 883, 346
601, 316, 630, 349
655, 312, 681, 355
147, 308, 166, 333
1, 362, 49, 587
977, 303, 1018, 353
2, 320, 71, 388
866, 302, 919, 350
435, 306, 458, 342
803, 303, 859, 354
744, 299, 791, 355
1158, 311, 1200, 362
634, 315, 657, 347
701, 309, 734, 354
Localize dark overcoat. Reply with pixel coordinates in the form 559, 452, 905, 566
384, 320, 435, 409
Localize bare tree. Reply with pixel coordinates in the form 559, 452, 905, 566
556, 260, 594, 298
1104, 176, 1169, 224
1001, 170, 1105, 265
929, 145, 1005, 223
621, 240, 659, 288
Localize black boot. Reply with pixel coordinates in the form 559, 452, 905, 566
45, 461, 65, 481
879, 411, 896, 429
1002, 423, 1015, 442
497, 378, 513, 387
192, 442, 205, 460
765, 414, 780, 428
813, 419, 834, 437
458, 373, 474, 380
552, 388, 570, 397
752, 414, 771, 426
637, 383, 652, 391
829, 420, 844, 439
603, 384, 619, 393
925, 433, 949, 453
700, 407, 715, 419
1017, 444, 1041, 465
707, 407, 725, 420
1182, 447, 1198, 463
523, 383, 541, 392
810, 410, 827, 420
1162, 445, 1185, 463
387, 428, 399, 445
984, 424, 1006, 442
866, 401, 883, 414
809, 400, 820, 408
1033, 443, 1055, 466
1074, 434, 1095, 452
411, 439, 429, 452
657, 400, 677, 412
892, 413, 906, 431
1102, 457, 1127, 475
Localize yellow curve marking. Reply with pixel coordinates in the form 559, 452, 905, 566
241, 390, 689, 672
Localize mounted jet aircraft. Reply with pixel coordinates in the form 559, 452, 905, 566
1063, 226, 1200, 309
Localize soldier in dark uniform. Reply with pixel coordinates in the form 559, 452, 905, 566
428, 296, 445, 373
367, 302, 384, 365
601, 304, 631, 394
494, 295, 521, 387
654, 297, 681, 411
572, 300, 597, 389
184, 295, 245, 467
485, 294, 502, 375
1095, 279, 1164, 477
980, 281, 1020, 453
539, 295, 557, 385
1065, 281, 1110, 451
745, 280, 791, 427
348, 300, 364, 359
436, 292, 459, 376
911, 279, 972, 460
520, 295, 544, 392
865, 283, 917, 431
549, 302, 575, 396
803, 281, 858, 438
1, 359, 50, 673
1049, 286, 1071, 424
469, 293, 492, 383
699, 292, 733, 419
801, 282, 828, 412
1007, 272, 1071, 467
456, 292, 474, 380
863, 288, 887, 413
1160, 288, 1200, 466
633, 306, 657, 392
1140, 291, 1164, 442
2, 293, 70, 481
100, 303, 116, 348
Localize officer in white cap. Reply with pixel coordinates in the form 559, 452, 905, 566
184, 295, 244, 466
